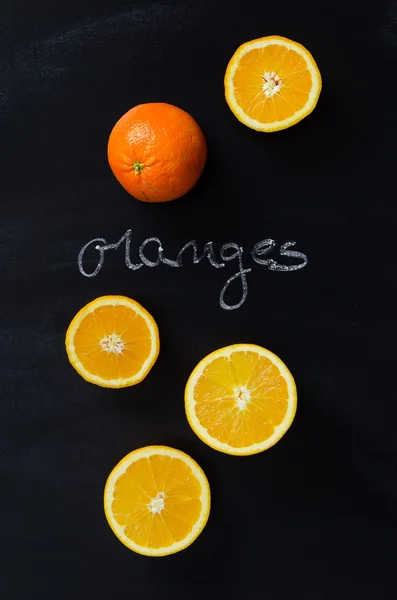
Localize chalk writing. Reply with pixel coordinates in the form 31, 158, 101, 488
78, 229, 308, 310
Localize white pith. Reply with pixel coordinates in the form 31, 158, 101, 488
235, 385, 251, 410
148, 492, 165, 514
262, 71, 282, 98
99, 332, 126, 355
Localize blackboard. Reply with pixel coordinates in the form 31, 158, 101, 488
2, 0, 396, 598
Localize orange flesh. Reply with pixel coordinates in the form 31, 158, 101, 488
112, 455, 202, 549
73, 305, 152, 380
233, 45, 312, 123
193, 351, 289, 448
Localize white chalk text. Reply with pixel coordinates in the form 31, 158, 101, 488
78, 230, 308, 311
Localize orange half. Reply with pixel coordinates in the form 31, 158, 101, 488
225, 36, 322, 132
104, 446, 211, 556
185, 344, 297, 455
65, 295, 159, 388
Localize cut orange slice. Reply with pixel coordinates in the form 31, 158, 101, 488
65, 295, 159, 388
225, 36, 322, 132
185, 344, 297, 455
104, 446, 210, 556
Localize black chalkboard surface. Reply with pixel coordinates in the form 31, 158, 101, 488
2, 0, 397, 598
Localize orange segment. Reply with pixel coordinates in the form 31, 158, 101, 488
65, 295, 159, 388
104, 446, 211, 556
185, 344, 297, 455
225, 36, 322, 132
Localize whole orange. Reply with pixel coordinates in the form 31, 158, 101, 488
107, 103, 207, 203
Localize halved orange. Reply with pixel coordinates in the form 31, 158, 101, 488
185, 344, 297, 455
65, 295, 159, 388
225, 36, 322, 132
104, 446, 211, 556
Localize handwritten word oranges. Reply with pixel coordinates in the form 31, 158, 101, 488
104, 446, 210, 556
65, 295, 159, 388
185, 344, 297, 455
108, 103, 207, 202
225, 36, 322, 132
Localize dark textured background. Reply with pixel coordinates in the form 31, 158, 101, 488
2, 1, 397, 598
